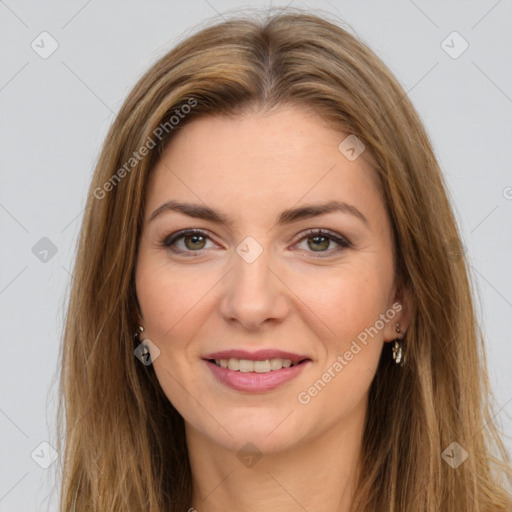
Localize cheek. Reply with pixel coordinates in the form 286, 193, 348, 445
292, 258, 393, 343
135, 249, 208, 341
293, 265, 391, 417
134, 253, 209, 405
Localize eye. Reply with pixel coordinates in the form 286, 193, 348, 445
294, 229, 351, 257
162, 229, 216, 255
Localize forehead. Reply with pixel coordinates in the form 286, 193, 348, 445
144, 107, 383, 228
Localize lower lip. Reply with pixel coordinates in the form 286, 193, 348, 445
205, 360, 310, 392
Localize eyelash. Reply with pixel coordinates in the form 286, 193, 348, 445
161, 228, 351, 258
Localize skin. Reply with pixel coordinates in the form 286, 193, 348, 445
135, 106, 411, 512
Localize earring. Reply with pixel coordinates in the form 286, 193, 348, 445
392, 322, 405, 366
133, 325, 155, 366
133, 325, 144, 345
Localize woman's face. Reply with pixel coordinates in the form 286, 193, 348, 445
135, 106, 407, 454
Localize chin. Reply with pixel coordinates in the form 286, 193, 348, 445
187, 405, 306, 455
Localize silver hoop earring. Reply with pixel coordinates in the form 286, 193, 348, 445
134, 325, 144, 345
392, 323, 405, 366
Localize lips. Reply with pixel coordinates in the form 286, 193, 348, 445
202, 349, 312, 392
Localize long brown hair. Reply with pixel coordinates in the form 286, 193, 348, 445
57, 8, 512, 511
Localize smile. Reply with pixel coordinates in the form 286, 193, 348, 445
211, 357, 303, 373
202, 349, 311, 392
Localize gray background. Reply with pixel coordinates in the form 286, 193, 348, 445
1, 0, 511, 510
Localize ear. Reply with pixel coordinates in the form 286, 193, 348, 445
383, 282, 413, 343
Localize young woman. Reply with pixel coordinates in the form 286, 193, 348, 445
57, 9, 512, 512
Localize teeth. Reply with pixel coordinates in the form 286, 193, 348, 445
254, 360, 270, 373
227, 358, 239, 371
214, 358, 295, 372
270, 358, 283, 370
239, 359, 253, 372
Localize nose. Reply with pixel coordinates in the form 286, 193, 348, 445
218, 241, 290, 331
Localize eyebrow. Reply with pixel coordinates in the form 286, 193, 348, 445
149, 199, 368, 227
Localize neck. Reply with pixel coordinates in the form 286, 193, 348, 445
186, 403, 366, 512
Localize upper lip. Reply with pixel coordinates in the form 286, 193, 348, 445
202, 349, 311, 365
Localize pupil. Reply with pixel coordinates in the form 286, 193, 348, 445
309, 236, 328, 251
186, 235, 204, 249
